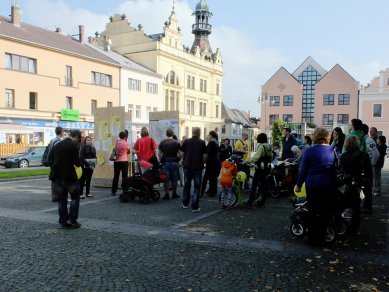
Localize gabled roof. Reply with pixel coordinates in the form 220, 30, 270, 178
263, 66, 300, 87
0, 15, 119, 65
85, 43, 162, 78
318, 63, 357, 83
221, 103, 257, 127
292, 56, 327, 79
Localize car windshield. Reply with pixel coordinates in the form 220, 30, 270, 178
15, 148, 29, 154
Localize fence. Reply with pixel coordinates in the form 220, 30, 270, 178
0, 144, 32, 156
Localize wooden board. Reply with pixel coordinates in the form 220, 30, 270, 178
92, 106, 131, 188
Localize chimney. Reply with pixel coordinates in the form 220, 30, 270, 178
55, 27, 62, 33
11, 3, 21, 27
78, 25, 84, 43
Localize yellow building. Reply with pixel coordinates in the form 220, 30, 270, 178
0, 4, 120, 145
97, 0, 223, 139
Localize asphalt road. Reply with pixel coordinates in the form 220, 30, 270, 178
0, 166, 388, 290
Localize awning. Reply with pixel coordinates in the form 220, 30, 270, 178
0, 124, 34, 134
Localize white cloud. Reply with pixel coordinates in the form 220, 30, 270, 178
19, 0, 288, 116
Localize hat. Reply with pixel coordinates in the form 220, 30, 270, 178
291, 145, 300, 152
291, 130, 297, 134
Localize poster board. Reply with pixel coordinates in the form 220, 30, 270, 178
92, 106, 131, 187
149, 111, 179, 145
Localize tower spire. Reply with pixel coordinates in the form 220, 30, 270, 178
191, 0, 213, 56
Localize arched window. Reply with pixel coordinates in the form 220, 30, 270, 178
166, 71, 179, 86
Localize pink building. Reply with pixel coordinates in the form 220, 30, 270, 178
260, 57, 359, 135
359, 69, 389, 138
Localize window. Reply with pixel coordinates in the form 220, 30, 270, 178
29, 92, 37, 110
298, 65, 322, 122
199, 102, 207, 116
107, 102, 112, 107
216, 83, 220, 95
5, 53, 36, 73
373, 104, 382, 117
169, 91, 175, 111
187, 75, 191, 89
5, 89, 14, 108
216, 104, 219, 118
136, 105, 141, 118
200, 79, 207, 92
165, 89, 169, 111
66, 65, 73, 86
146, 106, 151, 119
187, 100, 195, 115
66, 96, 72, 109
387, 78, 389, 86
91, 71, 112, 87
91, 100, 97, 114
283, 114, 293, 123
322, 114, 334, 125
270, 96, 280, 106
269, 114, 279, 125
337, 114, 349, 124
153, 107, 158, 112
283, 95, 294, 106
128, 78, 141, 91
166, 71, 178, 85
128, 104, 133, 117
323, 94, 334, 105
338, 94, 350, 105
146, 82, 158, 94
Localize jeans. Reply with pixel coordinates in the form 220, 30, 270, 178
111, 161, 129, 194
183, 168, 203, 210
221, 185, 233, 206
162, 162, 178, 186
79, 167, 94, 195
200, 164, 220, 196
56, 179, 80, 225
247, 170, 269, 205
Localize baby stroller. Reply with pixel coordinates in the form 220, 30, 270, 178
119, 159, 166, 204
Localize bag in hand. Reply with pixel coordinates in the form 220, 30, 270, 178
109, 148, 117, 161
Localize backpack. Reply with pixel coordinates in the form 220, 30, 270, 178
256, 145, 272, 171
41, 137, 60, 167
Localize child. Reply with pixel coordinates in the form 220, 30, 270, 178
220, 155, 238, 209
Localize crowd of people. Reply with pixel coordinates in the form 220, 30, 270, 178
46, 119, 387, 246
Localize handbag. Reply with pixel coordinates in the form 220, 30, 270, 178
109, 141, 118, 161
74, 165, 83, 179
333, 148, 350, 188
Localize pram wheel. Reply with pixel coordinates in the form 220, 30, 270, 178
335, 220, 347, 236
139, 193, 151, 204
290, 223, 305, 237
268, 176, 280, 198
218, 191, 238, 207
119, 193, 129, 203
324, 226, 335, 243
151, 190, 160, 201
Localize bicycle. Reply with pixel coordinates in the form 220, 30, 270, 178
218, 169, 247, 207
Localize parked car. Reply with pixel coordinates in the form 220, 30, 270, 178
0, 146, 46, 168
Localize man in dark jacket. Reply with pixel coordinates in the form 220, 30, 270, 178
201, 131, 221, 197
281, 127, 297, 161
50, 130, 82, 229
181, 127, 207, 212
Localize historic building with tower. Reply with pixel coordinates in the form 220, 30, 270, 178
93, 0, 223, 139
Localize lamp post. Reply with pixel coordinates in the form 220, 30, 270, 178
257, 93, 269, 137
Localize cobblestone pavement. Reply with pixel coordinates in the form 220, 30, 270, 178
0, 167, 388, 291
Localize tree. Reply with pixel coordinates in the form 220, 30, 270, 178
271, 119, 286, 145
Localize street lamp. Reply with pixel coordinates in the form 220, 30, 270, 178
257, 93, 268, 136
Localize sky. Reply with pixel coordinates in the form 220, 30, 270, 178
2, 0, 389, 117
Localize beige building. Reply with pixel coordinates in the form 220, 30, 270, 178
260, 57, 359, 136
0, 4, 120, 145
96, 0, 223, 139
359, 69, 389, 138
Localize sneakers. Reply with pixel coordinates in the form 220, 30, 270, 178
182, 203, 189, 209
86, 194, 93, 198
192, 208, 200, 213
80, 195, 86, 199
172, 193, 180, 199
68, 221, 81, 229
162, 194, 170, 200
373, 192, 381, 196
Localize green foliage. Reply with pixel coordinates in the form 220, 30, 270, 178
306, 122, 317, 129
271, 119, 286, 145
0, 168, 49, 179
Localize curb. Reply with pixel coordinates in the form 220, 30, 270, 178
0, 175, 48, 183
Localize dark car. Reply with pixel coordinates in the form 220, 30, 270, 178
0, 146, 46, 168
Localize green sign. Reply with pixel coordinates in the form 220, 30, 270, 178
61, 109, 80, 121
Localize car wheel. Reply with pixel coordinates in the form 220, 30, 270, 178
19, 159, 29, 168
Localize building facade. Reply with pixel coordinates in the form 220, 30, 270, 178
359, 69, 389, 137
0, 4, 120, 145
86, 42, 164, 139
96, 0, 223, 139
260, 57, 359, 136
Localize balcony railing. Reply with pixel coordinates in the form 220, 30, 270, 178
192, 23, 212, 32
